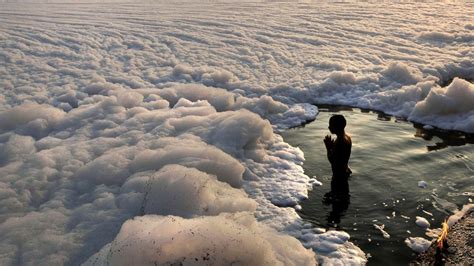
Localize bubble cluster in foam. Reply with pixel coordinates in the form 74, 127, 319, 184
409, 78, 474, 132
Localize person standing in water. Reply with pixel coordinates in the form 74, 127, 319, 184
323, 114, 352, 201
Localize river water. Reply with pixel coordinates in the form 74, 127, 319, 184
281, 106, 474, 265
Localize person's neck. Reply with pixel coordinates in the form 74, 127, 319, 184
336, 131, 345, 138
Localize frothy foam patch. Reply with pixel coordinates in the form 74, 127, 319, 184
415, 216, 431, 229
418, 181, 428, 188
0, 89, 325, 264
0, 86, 336, 264
0, 103, 66, 134
129, 137, 245, 188
140, 165, 257, 217
409, 78, 474, 132
299, 229, 367, 265
404, 237, 432, 253
84, 213, 317, 266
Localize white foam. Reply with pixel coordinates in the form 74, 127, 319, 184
129, 137, 245, 188
418, 181, 428, 188
409, 78, 474, 132
84, 213, 316, 266
404, 237, 432, 253
423, 125, 434, 130
117, 91, 144, 108
415, 216, 431, 229
0, 89, 326, 264
0, 103, 66, 134
1, 1, 472, 265
373, 224, 390, 239
140, 165, 257, 217
299, 229, 366, 265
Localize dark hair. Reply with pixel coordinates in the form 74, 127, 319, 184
329, 114, 346, 130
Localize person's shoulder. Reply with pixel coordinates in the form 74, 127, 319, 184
344, 134, 352, 145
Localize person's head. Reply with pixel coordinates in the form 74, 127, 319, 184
328, 114, 346, 135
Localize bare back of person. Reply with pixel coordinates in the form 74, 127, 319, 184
332, 134, 351, 178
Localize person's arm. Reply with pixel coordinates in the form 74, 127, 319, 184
324, 135, 335, 163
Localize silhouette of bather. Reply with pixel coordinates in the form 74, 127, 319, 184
322, 114, 352, 227
323, 114, 352, 202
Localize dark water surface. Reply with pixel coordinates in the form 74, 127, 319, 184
281, 106, 474, 265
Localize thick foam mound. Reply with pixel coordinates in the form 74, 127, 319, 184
140, 165, 257, 217
0, 85, 326, 265
409, 78, 474, 132
0, 103, 66, 135
84, 213, 316, 266
130, 137, 245, 188
381, 62, 423, 86
157, 83, 235, 112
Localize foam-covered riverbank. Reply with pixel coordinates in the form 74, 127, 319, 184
0, 1, 473, 265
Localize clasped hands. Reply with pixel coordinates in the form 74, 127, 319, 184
324, 135, 334, 150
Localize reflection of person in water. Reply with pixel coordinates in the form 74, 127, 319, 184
323, 114, 352, 227
326, 195, 350, 227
